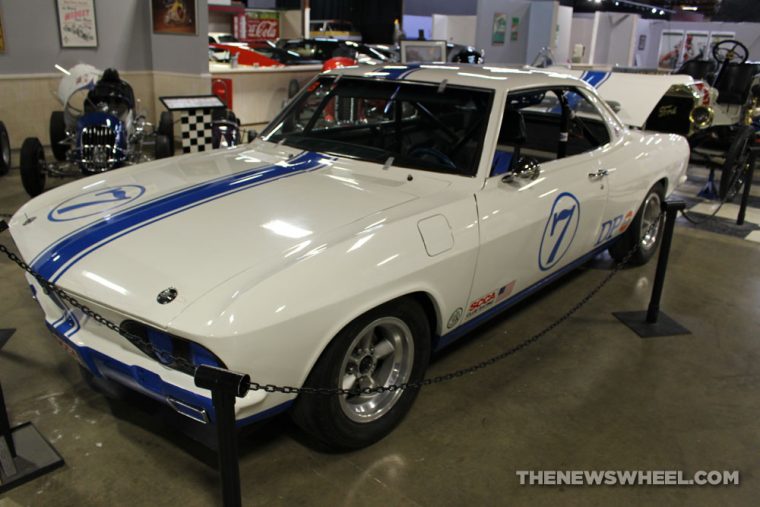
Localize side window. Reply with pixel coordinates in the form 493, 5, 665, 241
491, 87, 611, 177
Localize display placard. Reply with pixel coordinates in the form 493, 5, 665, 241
160, 95, 227, 111
400, 40, 447, 64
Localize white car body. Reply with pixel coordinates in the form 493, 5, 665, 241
8, 65, 689, 426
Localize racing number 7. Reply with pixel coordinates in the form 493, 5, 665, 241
547, 205, 576, 264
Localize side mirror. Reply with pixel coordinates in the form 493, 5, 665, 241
502, 156, 541, 183
247, 129, 258, 143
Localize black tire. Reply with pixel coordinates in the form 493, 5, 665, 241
157, 111, 174, 155
20, 137, 46, 197
608, 183, 665, 266
154, 134, 172, 159
49, 111, 69, 162
0, 121, 10, 175
719, 126, 753, 201
291, 298, 431, 450
288, 79, 301, 99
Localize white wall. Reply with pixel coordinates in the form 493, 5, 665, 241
526, 1, 558, 65
432, 15, 477, 46
570, 14, 594, 64
593, 13, 638, 66
403, 15, 433, 40
555, 6, 573, 65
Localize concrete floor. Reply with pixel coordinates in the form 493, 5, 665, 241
1, 165, 759, 506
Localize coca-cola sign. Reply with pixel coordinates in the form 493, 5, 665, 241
234, 11, 280, 43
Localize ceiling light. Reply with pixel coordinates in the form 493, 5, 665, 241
681, 5, 698, 10
595, 0, 602, 4
651, 7, 657, 13
659, 9, 665, 14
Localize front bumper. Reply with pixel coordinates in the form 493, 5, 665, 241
34, 280, 289, 426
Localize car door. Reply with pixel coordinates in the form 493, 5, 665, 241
464, 86, 614, 324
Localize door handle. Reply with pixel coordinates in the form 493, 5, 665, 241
588, 169, 609, 179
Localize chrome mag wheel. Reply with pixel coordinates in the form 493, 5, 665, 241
338, 316, 414, 423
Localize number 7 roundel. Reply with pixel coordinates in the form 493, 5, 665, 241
539, 192, 581, 271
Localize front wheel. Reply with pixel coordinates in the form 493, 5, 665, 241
0, 121, 10, 175
608, 184, 665, 266
719, 126, 753, 201
20, 137, 46, 197
291, 298, 431, 450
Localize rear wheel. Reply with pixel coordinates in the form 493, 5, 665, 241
49, 111, 69, 162
0, 121, 10, 175
157, 111, 174, 155
291, 298, 430, 450
20, 137, 46, 197
609, 184, 665, 266
719, 126, 753, 201
154, 134, 172, 159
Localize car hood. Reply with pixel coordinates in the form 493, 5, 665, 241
543, 66, 695, 128
9, 141, 446, 327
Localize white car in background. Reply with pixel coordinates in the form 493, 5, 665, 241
8, 65, 688, 449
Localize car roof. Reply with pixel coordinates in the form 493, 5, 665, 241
325, 64, 591, 92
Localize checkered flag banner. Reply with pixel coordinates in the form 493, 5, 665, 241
180, 109, 214, 153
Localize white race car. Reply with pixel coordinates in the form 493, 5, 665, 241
7, 65, 689, 449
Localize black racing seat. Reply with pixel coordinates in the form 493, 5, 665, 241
499, 109, 526, 169
676, 59, 716, 81
86, 68, 135, 112
714, 63, 760, 105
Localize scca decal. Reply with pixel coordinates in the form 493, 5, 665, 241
466, 281, 516, 319
539, 192, 580, 271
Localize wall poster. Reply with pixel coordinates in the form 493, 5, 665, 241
510, 16, 520, 42
683, 31, 709, 62
492, 13, 506, 45
151, 0, 198, 35
657, 30, 684, 69
56, 0, 98, 48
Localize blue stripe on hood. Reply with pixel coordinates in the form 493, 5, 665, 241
33, 151, 333, 282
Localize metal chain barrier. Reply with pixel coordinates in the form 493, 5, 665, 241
0, 211, 663, 397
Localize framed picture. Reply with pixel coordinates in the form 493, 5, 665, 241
657, 30, 684, 70
0, 7, 5, 53
56, 0, 98, 48
638, 34, 646, 51
152, 0, 198, 35
683, 31, 709, 62
400, 40, 447, 64
492, 13, 507, 45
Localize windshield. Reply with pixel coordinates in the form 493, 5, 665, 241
262, 76, 493, 176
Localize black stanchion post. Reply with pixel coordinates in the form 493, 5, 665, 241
737, 147, 758, 226
194, 365, 250, 507
646, 200, 686, 323
0, 383, 17, 459
613, 200, 691, 338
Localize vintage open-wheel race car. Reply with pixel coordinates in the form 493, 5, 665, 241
541, 39, 759, 201
673, 40, 760, 200
20, 65, 175, 197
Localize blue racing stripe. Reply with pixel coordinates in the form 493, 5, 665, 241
33, 151, 333, 282
581, 70, 611, 89
383, 64, 422, 80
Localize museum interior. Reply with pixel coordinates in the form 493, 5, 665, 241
0, 0, 759, 505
